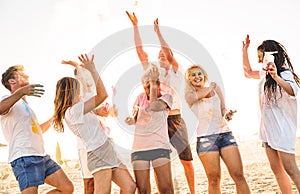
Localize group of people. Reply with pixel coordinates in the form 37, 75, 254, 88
1, 11, 300, 194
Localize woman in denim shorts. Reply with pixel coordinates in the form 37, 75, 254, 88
184, 65, 250, 193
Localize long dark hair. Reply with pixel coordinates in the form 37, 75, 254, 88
258, 40, 300, 102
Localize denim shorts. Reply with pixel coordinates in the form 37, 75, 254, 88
10, 155, 61, 191
131, 149, 171, 162
196, 131, 237, 154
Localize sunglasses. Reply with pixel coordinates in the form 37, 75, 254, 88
190, 69, 203, 77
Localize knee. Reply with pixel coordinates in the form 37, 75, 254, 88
62, 181, 74, 193
125, 181, 136, 193
158, 186, 174, 194
284, 166, 300, 179
207, 174, 220, 186
231, 171, 246, 182
137, 187, 149, 194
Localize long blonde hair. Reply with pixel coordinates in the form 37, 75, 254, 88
53, 77, 80, 132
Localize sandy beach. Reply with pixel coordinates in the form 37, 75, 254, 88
0, 138, 299, 194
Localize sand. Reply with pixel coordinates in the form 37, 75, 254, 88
0, 138, 299, 194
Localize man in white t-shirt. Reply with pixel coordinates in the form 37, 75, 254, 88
0, 65, 74, 193
126, 11, 195, 194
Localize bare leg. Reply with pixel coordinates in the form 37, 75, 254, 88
112, 164, 136, 194
153, 158, 174, 194
180, 160, 195, 194
21, 186, 38, 194
278, 151, 300, 192
198, 152, 221, 194
265, 148, 292, 193
44, 168, 74, 194
220, 146, 251, 194
93, 168, 113, 194
83, 178, 94, 194
132, 160, 151, 194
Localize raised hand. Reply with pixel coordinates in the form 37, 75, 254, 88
18, 84, 45, 97
242, 34, 250, 52
149, 64, 159, 81
126, 11, 138, 26
78, 54, 95, 72
154, 18, 159, 33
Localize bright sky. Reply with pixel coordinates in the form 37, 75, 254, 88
0, 0, 300, 162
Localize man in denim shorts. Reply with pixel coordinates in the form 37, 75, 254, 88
0, 65, 74, 193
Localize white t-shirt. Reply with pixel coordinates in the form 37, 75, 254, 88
190, 92, 230, 137
258, 70, 298, 154
65, 100, 107, 152
132, 93, 172, 152
1, 96, 45, 162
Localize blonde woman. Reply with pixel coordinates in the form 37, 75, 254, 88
184, 65, 250, 194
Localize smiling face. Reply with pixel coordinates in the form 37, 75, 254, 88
188, 67, 206, 88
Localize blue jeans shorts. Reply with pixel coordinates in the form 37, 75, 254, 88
10, 155, 61, 191
196, 131, 237, 154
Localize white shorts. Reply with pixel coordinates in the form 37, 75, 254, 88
87, 138, 121, 174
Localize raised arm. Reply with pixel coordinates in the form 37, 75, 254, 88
78, 54, 108, 114
0, 84, 44, 115
242, 34, 260, 79
126, 11, 149, 70
148, 65, 169, 111
61, 60, 79, 68
154, 18, 179, 72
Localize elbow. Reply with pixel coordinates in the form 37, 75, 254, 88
244, 71, 251, 78
95, 92, 108, 107
102, 92, 108, 102
0, 106, 8, 115
289, 90, 296, 97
